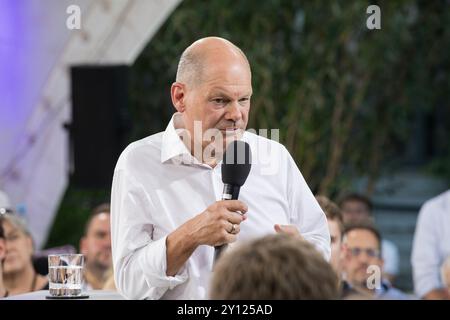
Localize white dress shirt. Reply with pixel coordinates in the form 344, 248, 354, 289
111, 113, 330, 300
411, 190, 450, 298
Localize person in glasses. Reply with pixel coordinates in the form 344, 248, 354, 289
338, 193, 400, 285
341, 222, 411, 299
0, 213, 48, 296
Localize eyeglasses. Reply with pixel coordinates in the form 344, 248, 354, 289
348, 247, 381, 258
0, 207, 14, 215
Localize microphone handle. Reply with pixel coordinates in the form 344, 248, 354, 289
214, 184, 241, 264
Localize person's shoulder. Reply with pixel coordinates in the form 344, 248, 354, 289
115, 132, 164, 169
419, 189, 450, 218
384, 287, 414, 300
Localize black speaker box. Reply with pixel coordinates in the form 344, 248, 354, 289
70, 65, 131, 188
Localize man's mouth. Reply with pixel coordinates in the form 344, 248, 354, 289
220, 127, 241, 134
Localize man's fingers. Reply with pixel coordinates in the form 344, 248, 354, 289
228, 222, 240, 235
274, 224, 281, 233
225, 211, 245, 224
219, 200, 248, 214
274, 224, 301, 237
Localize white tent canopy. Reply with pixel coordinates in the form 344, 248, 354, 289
0, 0, 181, 248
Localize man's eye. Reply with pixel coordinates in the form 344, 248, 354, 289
213, 98, 225, 104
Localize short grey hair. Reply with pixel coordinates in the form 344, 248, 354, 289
175, 39, 251, 87
175, 48, 205, 86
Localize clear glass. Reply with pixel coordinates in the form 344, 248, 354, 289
48, 254, 84, 297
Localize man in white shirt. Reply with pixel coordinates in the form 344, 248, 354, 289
111, 37, 330, 299
412, 190, 450, 299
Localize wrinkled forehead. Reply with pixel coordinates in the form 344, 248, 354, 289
343, 229, 380, 249
342, 200, 370, 212
201, 50, 251, 79
86, 213, 111, 234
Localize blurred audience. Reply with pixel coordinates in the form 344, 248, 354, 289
341, 222, 410, 299
80, 203, 114, 290
210, 233, 339, 299
441, 256, 450, 296
1, 213, 48, 296
0, 217, 6, 298
316, 195, 344, 277
338, 193, 399, 284
411, 189, 450, 299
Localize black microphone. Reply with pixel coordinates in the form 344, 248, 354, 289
214, 140, 252, 263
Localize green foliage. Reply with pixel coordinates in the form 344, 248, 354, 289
44, 187, 109, 249
130, 0, 450, 197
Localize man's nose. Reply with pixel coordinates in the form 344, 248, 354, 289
225, 101, 242, 123
357, 252, 371, 263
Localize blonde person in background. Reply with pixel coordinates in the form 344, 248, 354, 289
1, 213, 48, 296
0, 217, 7, 298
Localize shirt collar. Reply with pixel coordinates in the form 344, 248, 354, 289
160, 112, 250, 166
160, 113, 194, 164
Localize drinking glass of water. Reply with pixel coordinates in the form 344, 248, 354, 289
47, 254, 86, 298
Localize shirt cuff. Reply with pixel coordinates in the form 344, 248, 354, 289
137, 235, 189, 290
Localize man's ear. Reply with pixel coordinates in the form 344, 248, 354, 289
171, 82, 186, 113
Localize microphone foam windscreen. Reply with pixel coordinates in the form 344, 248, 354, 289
222, 140, 252, 186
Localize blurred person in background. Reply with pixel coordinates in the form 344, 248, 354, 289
341, 222, 410, 299
80, 203, 114, 290
316, 195, 344, 277
1, 213, 48, 296
0, 216, 6, 298
441, 256, 450, 296
210, 233, 339, 300
412, 190, 450, 300
338, 193, 400, 284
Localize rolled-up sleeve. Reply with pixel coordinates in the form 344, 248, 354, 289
284, 147, 331, 261
411, 201, 442, 298
111, 168, 188, 300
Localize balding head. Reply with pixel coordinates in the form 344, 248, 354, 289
176, 37, 250, 87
